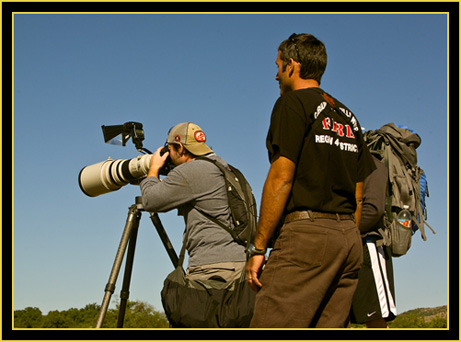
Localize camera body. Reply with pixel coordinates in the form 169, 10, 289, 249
159, 146, 175, 176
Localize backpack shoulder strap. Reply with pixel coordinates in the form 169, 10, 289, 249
195, 156, 249, 198
193, 156, 240, 241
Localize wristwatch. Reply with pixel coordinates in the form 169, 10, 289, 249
248, 244, 267, 258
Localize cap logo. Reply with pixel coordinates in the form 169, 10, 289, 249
194, 130, 206, 142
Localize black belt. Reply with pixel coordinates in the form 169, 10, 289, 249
285, 210, 355, 224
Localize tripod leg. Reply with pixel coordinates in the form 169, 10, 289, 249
95, 204, 141, 328
149, 212, 179, 268
117, 218, 140, 328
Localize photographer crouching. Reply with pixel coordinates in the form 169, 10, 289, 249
140, 122, 254, 328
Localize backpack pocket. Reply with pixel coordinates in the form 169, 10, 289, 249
389, 220, 412, 257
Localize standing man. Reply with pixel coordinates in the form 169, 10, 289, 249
246, 33, 376, 328
350, 155, 397, 328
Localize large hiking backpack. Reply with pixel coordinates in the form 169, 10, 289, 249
194, 156, 258, 247
363, 123, 435, 257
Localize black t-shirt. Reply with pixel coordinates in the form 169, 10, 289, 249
266, 87, 376, 214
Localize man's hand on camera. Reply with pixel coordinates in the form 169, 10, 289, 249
147, 146, 170, 178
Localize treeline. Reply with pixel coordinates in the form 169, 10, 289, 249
388, 306, 447, 328
15, 301, 447, 329
14, 301, 169, 328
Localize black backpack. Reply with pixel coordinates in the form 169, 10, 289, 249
194, 156, 257, 247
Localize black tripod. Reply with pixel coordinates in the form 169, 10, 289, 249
95, 197, 178, 328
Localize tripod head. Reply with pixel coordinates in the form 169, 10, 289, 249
102, 121, 152, 154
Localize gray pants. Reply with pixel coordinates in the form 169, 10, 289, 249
186, 261, 246, 283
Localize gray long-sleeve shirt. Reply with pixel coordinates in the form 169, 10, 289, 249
140, 154, 246, 267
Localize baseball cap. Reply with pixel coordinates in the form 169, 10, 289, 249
167, 122, 213, 156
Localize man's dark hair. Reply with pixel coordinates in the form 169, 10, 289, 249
170, 142, 198, 158
278, 33, 327, 84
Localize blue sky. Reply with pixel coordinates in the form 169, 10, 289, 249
12, 12, 449, 321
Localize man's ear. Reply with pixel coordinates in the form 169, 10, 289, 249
287, 58, 295, 77
179, 143, 188, 156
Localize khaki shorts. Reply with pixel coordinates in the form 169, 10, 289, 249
186, 261, 246, 283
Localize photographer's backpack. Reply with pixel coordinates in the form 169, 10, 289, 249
161, 157, 257, 328
195, 156, 257, 247
363, 123, 435, 257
